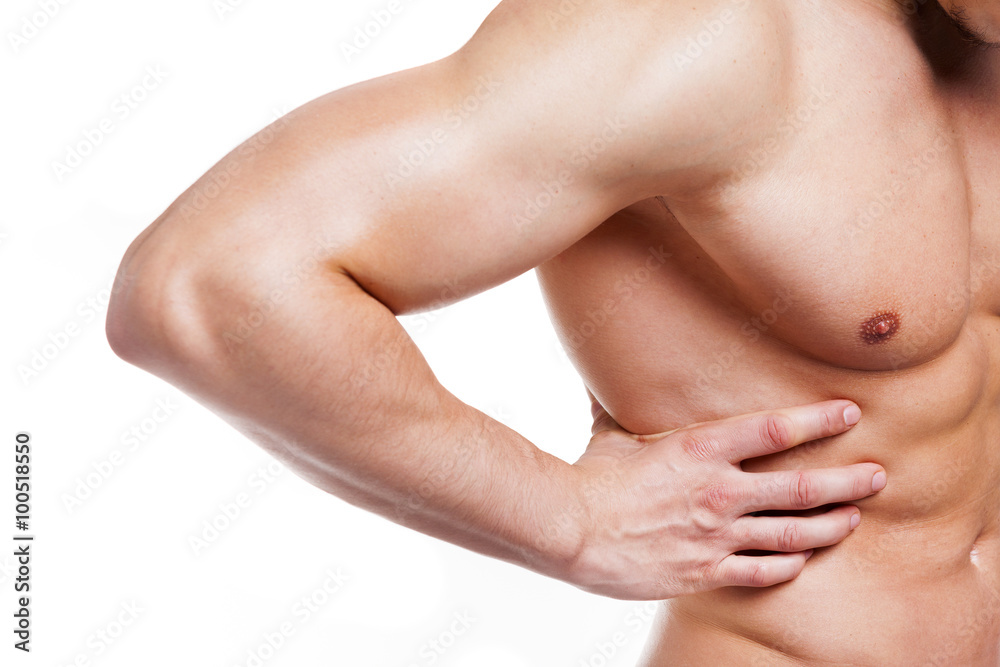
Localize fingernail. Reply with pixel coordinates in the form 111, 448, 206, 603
850, 513, 861, 530
843, 404, 862, 426
872, 471, 887, 492
804, 549, 815, 559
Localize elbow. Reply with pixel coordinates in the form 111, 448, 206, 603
105, 288, 142, 366
106, 222, 219, 378
106, 233, 156, 366
105, 269, 168, 370
107, 209, 349, 388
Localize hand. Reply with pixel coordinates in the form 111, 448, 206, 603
564, 399, 884, 600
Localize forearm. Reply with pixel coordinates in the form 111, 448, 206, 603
110, 256, 584, 580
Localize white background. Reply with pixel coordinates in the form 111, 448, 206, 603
3, 0, 657, 665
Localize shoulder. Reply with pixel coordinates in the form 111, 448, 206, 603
450, 0, 797, 197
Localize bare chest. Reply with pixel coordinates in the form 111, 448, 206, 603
657, 73, 1000, 371
537, 47, 1000, 438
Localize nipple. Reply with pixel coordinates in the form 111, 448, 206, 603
859, 311, 900, 345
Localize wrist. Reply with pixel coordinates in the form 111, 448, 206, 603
512, 457, 591, 583
549, 459, 631, 594
532, 459, 620, 591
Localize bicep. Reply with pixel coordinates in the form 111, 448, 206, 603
188, 0, 783, 314
323, 35, 648, 315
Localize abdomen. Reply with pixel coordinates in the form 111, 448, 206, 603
536, 203, 1000, 663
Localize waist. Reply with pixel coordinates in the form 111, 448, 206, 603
638, 335, 1000, 662
648, 492, 1000, 665
577, 307, 1000, 661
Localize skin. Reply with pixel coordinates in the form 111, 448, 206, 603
938, 0, 1000, 42
107, 0, 1000, 663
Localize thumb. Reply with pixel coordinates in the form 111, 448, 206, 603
588, 390, 621, 436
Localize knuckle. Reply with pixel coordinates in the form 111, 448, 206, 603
679, 431, 718, 462
777, 521, 803, 552
819, 409, 834, 435
744, 560, 769, 587
762, 414, 793, 451
688, 559, 716, 593
700, 557, 727, 590
791, 472, 816, 507
699, 483, 735, 514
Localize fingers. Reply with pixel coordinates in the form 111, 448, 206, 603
713, 551, 814, 588
746, 463, 886, 511
713, 506, 863, 588
677, 400, 862, 464
732, 505, 861, 553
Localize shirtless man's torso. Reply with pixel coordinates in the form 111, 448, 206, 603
541, 2, 1000, 662
107, 0, 1000, 663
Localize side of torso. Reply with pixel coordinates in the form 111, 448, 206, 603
537, 1, 1000, 662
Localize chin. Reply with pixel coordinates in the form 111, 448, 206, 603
939, 0, 1000, 45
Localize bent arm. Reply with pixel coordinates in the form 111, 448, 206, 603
107, 0, 783, 583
